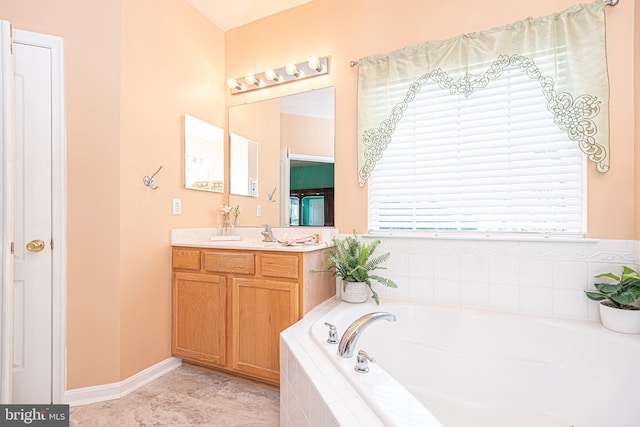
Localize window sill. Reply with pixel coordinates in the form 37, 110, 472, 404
366, 231, 599, 244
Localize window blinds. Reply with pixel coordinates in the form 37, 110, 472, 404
368, 64, 585, 235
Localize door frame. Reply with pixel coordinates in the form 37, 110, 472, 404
0, 25, 67, 404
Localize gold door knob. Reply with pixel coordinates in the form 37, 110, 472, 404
26, 239, 45, 252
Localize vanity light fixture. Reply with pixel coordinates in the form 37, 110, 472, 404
226, 55, 330, 95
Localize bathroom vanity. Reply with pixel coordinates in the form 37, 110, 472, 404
170, 229, 335, 386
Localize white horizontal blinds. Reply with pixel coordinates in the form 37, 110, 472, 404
368, 54, 585, 235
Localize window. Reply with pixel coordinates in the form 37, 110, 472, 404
357, 2, 609, 237
368, 61, 585, 235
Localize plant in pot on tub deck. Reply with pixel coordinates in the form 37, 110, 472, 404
584, 266, 640, 334
317, 231, 397, 305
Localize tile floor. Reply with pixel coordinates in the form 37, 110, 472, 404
69, 365, 280, 426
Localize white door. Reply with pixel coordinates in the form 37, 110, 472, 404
11, 36, 53, 404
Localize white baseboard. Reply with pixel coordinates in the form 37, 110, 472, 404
64, 357, 182, 406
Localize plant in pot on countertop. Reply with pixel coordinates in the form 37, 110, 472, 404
585, 265, 640, 334
317, 231, 397, 305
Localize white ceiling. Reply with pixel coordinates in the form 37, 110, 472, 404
186, 0, 314, 31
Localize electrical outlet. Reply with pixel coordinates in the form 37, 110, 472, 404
172, 198, 182, 215
256, 205, 262, 217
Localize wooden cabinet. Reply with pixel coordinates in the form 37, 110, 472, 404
232, 278, 298, 382
171, 246, 334, 386
172, 272, 226, 367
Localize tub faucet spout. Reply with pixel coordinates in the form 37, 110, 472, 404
337, 312, 396, 358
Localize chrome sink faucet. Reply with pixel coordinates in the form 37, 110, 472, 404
261, 224, 277, 242
337, 312, 396, 358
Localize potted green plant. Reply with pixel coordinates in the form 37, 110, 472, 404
317, 231, 397, 305
584, 265, 640, 334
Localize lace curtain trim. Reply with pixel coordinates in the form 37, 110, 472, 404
356, 1, 609, 187
358, 53, 608, 185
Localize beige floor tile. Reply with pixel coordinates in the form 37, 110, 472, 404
69, 366, 280, 427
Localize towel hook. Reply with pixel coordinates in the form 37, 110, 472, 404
268, 187, 277, 202
143, 165, 163, 190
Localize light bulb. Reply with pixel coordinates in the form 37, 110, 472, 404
265, 68, 281, 82
308, 56, 324, 72
226, 77, 243, 90
245, 73, 261, 87
285, 63, 300, 77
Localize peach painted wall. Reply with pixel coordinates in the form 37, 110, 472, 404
281, 113, 334, 158
226, 0, 638, 239
1, 0, 226, 389
118, 0, 226, 381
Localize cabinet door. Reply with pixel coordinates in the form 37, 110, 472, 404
172, 272, 226, 367
231, 278, 299, 383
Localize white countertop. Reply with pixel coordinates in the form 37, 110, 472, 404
170, 227, 337, 253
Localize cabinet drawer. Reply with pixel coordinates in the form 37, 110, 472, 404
261, 254, 299, 279
172, 248, 201, 270
203, 251, 255, 274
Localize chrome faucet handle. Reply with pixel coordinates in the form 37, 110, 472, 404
261, 224, 276, 242
324, 322, 339, 344
354, 349, 375, 373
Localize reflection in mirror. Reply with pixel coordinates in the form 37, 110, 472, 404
228, 87, 335, 227
229, 134, 258, 197
288, 154, 334, 226
184, 114, 224, 192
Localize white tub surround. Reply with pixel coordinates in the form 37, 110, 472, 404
359, 235, 637, 322
281, 298, 386, 427
284, 297, 640, 427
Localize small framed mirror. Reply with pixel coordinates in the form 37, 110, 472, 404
184, 114, 224, 192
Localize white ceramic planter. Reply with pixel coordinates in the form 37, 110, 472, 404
599, 302, 640, 334
341, 281, 369, 304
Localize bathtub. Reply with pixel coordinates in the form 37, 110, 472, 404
283, 298, 640, 427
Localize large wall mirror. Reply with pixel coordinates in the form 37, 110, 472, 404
228, 87, 335, 227
184, 114, 225, 192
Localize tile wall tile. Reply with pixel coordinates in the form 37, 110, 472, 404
520, 286, 553, 315
368, 236, 638, 321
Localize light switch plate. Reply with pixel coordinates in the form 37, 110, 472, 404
172, 198, 182, 215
